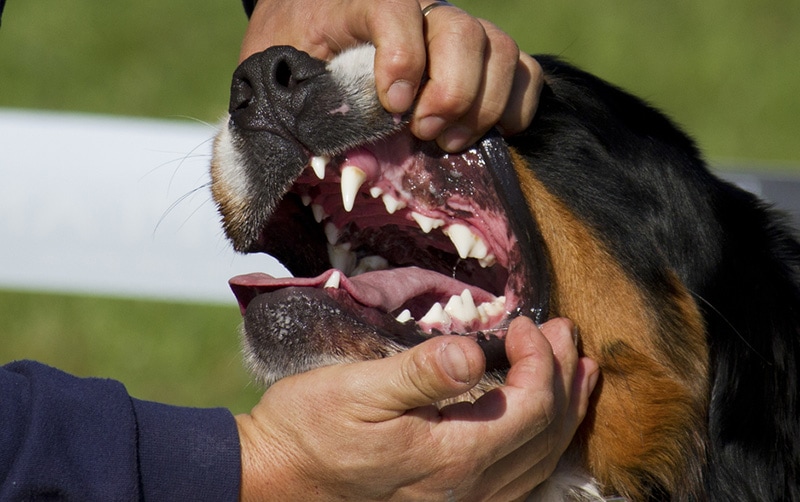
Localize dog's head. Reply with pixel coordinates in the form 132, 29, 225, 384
211, 45, 551, 399
211, 45, 800, 500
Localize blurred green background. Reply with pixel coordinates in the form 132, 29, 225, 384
1, 0, 798, 412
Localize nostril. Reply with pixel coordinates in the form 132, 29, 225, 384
229, 76, 254, 114
273, 58, 305, 91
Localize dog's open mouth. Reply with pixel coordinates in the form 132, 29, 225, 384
226, 127, 549, 376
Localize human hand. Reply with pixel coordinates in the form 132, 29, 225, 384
235, 317, 599, 501
240, 0, 543, 153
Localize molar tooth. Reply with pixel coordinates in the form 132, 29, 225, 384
369, 186, 383, 198
327, 243, 356, 275
324, 222, 340, 245
444, 289, 480, 323
323, 270, 341, 289
419, 302, 450, 326
410, 212, 445, 234
310, 155, 329, 179
444, 223, 477, 259
311, 204, 327, 223
381, 193, 405, 214
340, 165, 366, 212
395, 309, 413, 324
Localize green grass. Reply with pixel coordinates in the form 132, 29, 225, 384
0, 289, 263, 413
1, 0, 798, 166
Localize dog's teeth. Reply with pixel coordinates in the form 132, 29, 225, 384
381, 193, 405, 214
311, 204, 327, 223
310, 155, 329, 179
369, 186, 383, 198
341, 165, 366, 212
323, 270, 341, 289
351, 255, 389, 276
444, 289, 480, 323
444, 223, 491, 261
410, 212, 445, 234
444, 223, 477, 259
324, 222, 340, 245
395, 309, 413, 323
478, 254, 497, 268
477, 296, 506, 323
301, 194, 312, 206
419, 302, 450, 326
327, 243, 356, 275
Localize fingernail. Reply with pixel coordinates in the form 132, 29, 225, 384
440, 342, 471, 383
440, 124, 473, 152
386, 81, 415, 113
417, 115, 448, 140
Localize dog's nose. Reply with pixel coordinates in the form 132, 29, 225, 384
228, 46, 328, 130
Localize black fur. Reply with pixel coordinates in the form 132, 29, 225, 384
512, 56, 800, 500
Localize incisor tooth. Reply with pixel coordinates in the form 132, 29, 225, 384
410, 212, 445, 234
310, 155, 329, 179
341, 165, 366, 212
323, 270, 341, 289
381, 193, 405, 214
419, 302, 450, 326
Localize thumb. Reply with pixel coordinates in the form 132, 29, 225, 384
360, 335, 487, 418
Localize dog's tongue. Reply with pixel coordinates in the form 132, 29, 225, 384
229, 267, 497, 316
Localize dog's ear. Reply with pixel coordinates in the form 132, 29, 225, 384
703, 184, 800, 499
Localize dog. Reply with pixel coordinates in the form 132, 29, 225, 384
209, 44, 800, 500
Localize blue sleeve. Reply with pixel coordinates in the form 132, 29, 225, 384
0, 360, 241, 500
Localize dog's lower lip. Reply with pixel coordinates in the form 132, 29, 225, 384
230, 267, 514, 334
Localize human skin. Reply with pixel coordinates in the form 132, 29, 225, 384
236, 317, 599, 501
239, 0, 543, 153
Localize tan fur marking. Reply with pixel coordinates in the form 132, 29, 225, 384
510, 149, 708, 499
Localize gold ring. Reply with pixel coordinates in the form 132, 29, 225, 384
421, 1, 451, 17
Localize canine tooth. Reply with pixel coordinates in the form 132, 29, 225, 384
327, 243, 357, 275
444, 223, 477, 259
419, 302, 450, 326
381, 193, 405, 214
324, 222, 340, 245
341, 165, 366, 212
323, 270, 341, 289
395, 309, 413, 323
351, 255, 389, 276
410, 212, 445, 234
311, 204, 327, 223
301, 194, 312, 206
311, 155, 329, 179
369, 186, 383, 198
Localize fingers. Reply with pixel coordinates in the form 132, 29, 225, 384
243, 0, 542, 153
478, 318, 600, 500
339, 335, 487, 422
